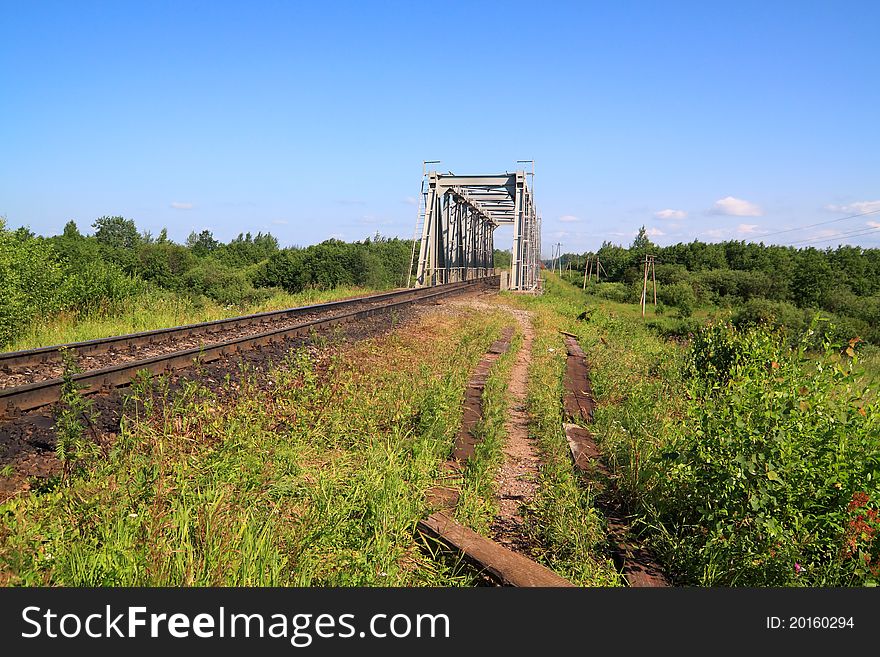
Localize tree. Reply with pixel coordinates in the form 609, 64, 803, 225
157, 228, 169, 243
62, 220, 82, 239
13, 226, 36, 241
596, 241, 629, 281
93, 216, 140, 250
631, 225, 652, 252
186, 229, 219, 257
493, 248, 512, 269
792, 248, 833, 308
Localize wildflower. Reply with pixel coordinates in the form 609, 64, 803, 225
848, 492, 870, 512
794, 563, 802, 575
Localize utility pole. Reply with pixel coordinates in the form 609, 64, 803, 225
641, 254, 657, 318
555, 242, 562, 276
587, 255, 601, 284
583, 254, 590, 289
651, 256, 657, 306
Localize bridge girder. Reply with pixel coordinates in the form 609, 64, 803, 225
414, 170, 541, 291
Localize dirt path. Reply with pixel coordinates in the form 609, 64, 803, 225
444, 297, 541, 552
489, 307, 540, 552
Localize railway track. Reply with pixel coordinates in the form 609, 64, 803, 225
1, 278, 497, 418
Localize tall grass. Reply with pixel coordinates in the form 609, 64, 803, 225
4, 286, 376, 351
519, 272, 880, 587
497, 286, 623, 586
453, 326, 521, 532
0, 308, 500, 586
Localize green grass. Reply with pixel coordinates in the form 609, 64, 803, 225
515, 272, 880, 587
556, 269, 737, 335
489, 284, 624, 585
858, 345, 880, 393
0, 307, 503, 586
4, 286, 378, 351
453, 325, 521, 532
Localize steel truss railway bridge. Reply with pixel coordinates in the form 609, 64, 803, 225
411, 166, 541, 291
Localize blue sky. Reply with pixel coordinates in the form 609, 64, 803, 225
2, 1, 878, 256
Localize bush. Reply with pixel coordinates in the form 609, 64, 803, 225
733, 298, 809, 334
659, 281, 696, 317
179, 260, 268, 307
659, 323, 880, 585
59, 261, 143, 313
590, 282, 629, 303
0, 223, 63, 345
645, 317, 702, 339
253, 236, 413, 293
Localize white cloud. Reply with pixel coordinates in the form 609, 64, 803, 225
654, 209, 687, 220
271, 219, 288, 226
402, 196, 418, 206
824, 200, 880, 215
645, 227, 664, 237
710, 196, 763, 217
868, 220, 880, 228
558, 215, 579, 223
328, 232, 345, 240
170, 201, 193, 210
737, 223, 759, 234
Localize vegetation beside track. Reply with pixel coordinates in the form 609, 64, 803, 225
5, 286, 377, 352
510, 273, 880, 586
452, 329, 521, 533
4, 269, 876, 588
0, 308, 511, 586
553, 226, 880, 346
521, 306, 623, 585
1, 217, 513, 351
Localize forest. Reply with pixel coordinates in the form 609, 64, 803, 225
552, 226, 880, 345
0, 216, 513, 349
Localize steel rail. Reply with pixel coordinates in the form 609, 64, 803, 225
0, 284, 455, 371
1, 277, 497, 417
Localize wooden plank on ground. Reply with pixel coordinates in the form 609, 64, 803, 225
418, 512, 574, 587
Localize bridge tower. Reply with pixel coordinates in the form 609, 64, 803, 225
411, 168, 541, 291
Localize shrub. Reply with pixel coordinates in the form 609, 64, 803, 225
0, 222, 65, 345
659, 281, 696, 317
179, 260, 268, 307
733, 298, 809, 334
591, 282, 629, 303
659, 323, 880, 585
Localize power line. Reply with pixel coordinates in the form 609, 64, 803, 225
779, 223, 880, 247
756, 207, 880, 239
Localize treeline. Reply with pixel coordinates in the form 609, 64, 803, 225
0, 216, 418, 347
555, 227, 880, 343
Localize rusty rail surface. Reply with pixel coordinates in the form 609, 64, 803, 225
1, 277, 497, 417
